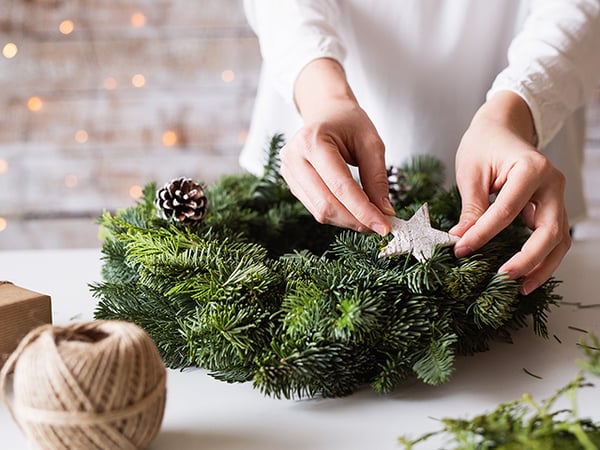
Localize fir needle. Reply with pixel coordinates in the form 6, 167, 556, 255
560, 301, 600, 309
568, 326, 589, 334
576, 342, 600, 351
522, 368, 543, 379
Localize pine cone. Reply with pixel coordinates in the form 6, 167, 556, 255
387, 165, 410, 206
155, 177, 207, 224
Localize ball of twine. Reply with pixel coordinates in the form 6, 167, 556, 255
0, 320, 166, 450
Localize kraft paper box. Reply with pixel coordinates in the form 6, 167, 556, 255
0, 282, 52, 368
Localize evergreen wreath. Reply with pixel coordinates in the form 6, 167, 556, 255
91, 134, 561, 399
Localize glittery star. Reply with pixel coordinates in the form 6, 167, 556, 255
378, 203, 459, 262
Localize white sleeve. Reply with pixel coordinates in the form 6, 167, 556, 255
487, 0, 600, 149
243, 0, 346, 105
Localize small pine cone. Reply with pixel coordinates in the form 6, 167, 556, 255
155, 177, 207, 224
387, 165, 410, 206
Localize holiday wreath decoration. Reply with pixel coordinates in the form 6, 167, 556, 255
91, 134, 561, 399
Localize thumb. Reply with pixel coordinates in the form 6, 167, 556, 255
450, 177, 489, 237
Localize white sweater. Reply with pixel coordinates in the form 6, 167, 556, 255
241, 0, 600, 222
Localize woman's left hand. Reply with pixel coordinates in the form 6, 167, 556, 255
450, 91, 571, 295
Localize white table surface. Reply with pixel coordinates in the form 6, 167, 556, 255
1, 242, 599, 450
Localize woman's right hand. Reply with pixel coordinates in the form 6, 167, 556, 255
280, 58, 395, 235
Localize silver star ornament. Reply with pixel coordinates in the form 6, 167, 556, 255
378, 203, 459, 262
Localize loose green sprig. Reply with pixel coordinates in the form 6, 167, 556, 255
90, 135, 562, 399
399, 335, 600, 449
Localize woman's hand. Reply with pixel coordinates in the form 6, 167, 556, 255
286, 61, 570, 294
280, 58, 395, 235
451, 91, 571, 294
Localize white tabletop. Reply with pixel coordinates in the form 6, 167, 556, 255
1, 242, 599, 450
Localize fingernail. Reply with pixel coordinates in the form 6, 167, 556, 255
381, 197, 395, 214
449, 220, 467, 236
498, 265, 517, 280
454, 245, 472, 258
521, 280, 537, 296
371, 222, 388, 236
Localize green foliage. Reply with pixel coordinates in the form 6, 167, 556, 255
400, 154, 447, 204
90, 135, 562, 399
580, 335, 600, 378
399, 335, 600, 450
412, 331, 457, 385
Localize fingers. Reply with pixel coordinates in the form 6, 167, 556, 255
453, 153, 570, 294
456, 162, 535, 254
450, 92, 570, 294
498, 210, 570, 295
450, 166, 490, 249
498, 194, 571, 295
281, 153, 371, 233
280, 129, 390, 235
355, 136, 396, 216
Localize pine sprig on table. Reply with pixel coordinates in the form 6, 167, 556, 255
90, 135, 562, 399
399, 335, 600, 450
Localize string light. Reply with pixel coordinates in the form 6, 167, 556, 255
162, 130, 178, 147
0, 217, 7, 232
131, 12, 146, 28
75, 129, 88, 143
59, 19, 74, 35
129, 185, 143, 199
104, 77, 118, 90
0, 159, 7, 174
238, 130, 248, 145
2, 42, 18, 59
64, 174, 78, 188
131, 74, 145, 87
27, 96, 43, 112
221, 69, 235, 83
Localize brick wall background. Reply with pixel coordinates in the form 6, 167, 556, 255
0, 0, 598, 249
0, 0, 260, 248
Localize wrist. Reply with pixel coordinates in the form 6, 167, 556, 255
294, 58, 357, 121
475, 91, 537, 145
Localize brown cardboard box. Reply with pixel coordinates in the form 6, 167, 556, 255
0, 282, 52, 368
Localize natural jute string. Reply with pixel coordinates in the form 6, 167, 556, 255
0, 320, 166, 450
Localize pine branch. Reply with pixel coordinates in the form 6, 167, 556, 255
400, 154, 446, 203
579, 335, 600, 377
403, 247, 455, 293
399, 337, 600, 449
412, 331, 457, 385
91, 282, 191, 368
181, 300, 274, 382
254, 342, 374, 399
260, 133, 285, 183
371, 354, 413, 393
468, 273, 520, 330
511, 278, 562, 338
250, 133, 289, 208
